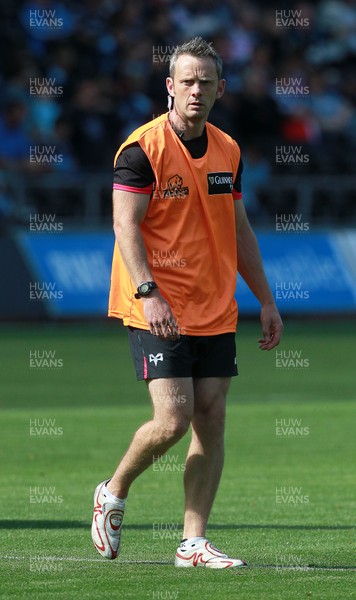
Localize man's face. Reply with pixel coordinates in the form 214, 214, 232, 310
166, 55, 225, 122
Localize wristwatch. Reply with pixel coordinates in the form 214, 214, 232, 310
134, 281, 158, 299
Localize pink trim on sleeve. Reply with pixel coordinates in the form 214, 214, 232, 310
113, 183, 153, 194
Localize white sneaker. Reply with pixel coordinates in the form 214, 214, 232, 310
175, 538, 247, 569
91, 480, 125, 560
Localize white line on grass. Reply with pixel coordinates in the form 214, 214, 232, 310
2, 555, 171, 564
1, 555, 355, 570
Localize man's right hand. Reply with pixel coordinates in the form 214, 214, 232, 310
142, 290, 180, 339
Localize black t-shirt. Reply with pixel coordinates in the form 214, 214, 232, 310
113, 126, 243, 195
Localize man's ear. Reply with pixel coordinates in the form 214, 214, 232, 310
216, 78, 226, 99
166, 77, 175, 97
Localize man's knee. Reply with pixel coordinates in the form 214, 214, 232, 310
197, 402, 225, 426
193, 396, 226, 439
158, 414, 191, 442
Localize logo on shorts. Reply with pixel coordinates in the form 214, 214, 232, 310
207, 172, 233, 195
149, 353, 164, 366
162, 174, 189, 198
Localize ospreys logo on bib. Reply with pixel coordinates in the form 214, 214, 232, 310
162, 174, 189, 198
207, 172, 233, 195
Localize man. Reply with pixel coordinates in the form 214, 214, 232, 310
91, 37, 283, 569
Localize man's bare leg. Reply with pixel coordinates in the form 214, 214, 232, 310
107, 377, 194, 498
182, 377, 230, 539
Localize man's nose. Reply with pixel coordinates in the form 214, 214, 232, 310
191, 83, 202, 96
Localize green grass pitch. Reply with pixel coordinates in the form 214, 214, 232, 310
0, 319, 355, 599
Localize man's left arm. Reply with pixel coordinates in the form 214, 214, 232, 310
234, 199, 283, 350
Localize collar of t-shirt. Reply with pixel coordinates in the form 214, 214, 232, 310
176, 126, 207, 159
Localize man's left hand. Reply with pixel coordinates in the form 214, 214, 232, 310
258, 303, 283, 350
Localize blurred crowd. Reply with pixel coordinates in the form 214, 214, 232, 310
0, 0, 356, 219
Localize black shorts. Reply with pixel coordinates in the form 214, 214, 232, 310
127, 327, 238, 380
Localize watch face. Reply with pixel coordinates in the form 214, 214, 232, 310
140, 283, 150, 294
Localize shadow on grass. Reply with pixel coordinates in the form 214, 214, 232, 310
0, 520, 354, 531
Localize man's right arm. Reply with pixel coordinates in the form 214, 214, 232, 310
113, 189, 178, 338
